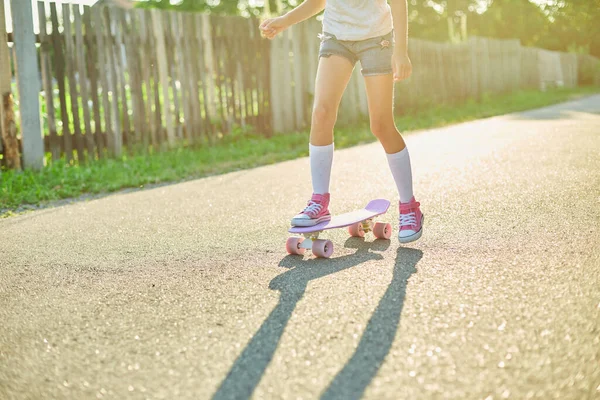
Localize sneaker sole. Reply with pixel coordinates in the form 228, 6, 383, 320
398, 215, 424, 244
291, 215, 331, 227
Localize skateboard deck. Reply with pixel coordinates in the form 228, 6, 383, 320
286, 199, 392, 258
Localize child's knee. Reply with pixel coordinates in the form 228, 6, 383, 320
312, 104, 337, 127
369, 119, 395, 138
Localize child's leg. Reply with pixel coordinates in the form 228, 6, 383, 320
309, 55, 354, 193
310, 55, 354, 146
290, 55, 354, 227
363, 74, 413, 202
363, 73, 423, 242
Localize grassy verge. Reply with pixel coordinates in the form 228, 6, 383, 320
1, 86, 598, 214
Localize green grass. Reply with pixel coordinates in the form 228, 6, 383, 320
1, 86, 599, 214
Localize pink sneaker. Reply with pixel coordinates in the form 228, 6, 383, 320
398, 197, 424, 243
291, 193, 331, 227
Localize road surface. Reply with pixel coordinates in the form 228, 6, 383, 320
1, 95, 599, 399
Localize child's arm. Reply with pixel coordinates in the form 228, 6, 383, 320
389, 0, 412, 81
260, 0, 326, 40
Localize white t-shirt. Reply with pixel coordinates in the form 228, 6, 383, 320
322, 0, 393, 41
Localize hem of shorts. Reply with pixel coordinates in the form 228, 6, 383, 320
319, 50, 357, 66
361, 69, 393, 77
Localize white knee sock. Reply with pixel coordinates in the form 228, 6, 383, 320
386, 147, 414, 203
310, 143, 334, 194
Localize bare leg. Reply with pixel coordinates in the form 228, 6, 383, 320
363, 73, 405, 154
310, 55, 355, 145
290, 55, 356, 226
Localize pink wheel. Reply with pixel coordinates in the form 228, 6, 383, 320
286, 237, 306, 255
312, 239, 334, 258
373, 222, 392, 240
348, 223, 365, 238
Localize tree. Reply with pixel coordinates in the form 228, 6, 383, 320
542, 0, 600, 56
135, 0, 600, 57
468, 0, 551, 46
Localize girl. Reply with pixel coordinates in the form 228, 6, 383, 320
260, 0, 423, 243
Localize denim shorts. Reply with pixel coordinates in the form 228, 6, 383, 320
318, 30, 394, 76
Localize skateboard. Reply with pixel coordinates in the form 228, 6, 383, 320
286, 199, 392, 258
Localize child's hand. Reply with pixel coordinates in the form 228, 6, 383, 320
392, 52, 412, 82
259, 17, 289, 40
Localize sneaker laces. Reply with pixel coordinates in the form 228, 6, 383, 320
399, 212, 417, 227
302, 201, 322, 216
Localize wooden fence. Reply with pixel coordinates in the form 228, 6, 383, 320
5, 3, 272, 163
3, 3, 599, 165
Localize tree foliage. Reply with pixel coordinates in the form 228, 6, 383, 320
136, 0, 600, 57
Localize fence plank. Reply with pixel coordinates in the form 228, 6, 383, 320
110, 7, 130, 145
151, 9, 175, 147
194, 13, 210, 142
281, 29, 294, 132
37, 1, 59, 160
92, 6, 111, 156
291, 24, 305, 130
120, 9, 143, 148
171, 11, 188, 141
269, 35, 284, 133
137, 9, 153, 148
180, 13, 197, 142
74, 6, 95, 159
83, 8, 104, 157
163, 12, 182, 140
50, 3, 72, 161
148, 10, 162, 148
103, 5, 122, 156
63, 4, 86, 163
11, 0, 44, 169
201, 14, 217, 123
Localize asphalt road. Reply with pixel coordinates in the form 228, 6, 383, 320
1, 95, 599, 400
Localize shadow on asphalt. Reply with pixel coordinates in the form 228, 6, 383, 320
212, 239, 422, 400
320, 247, 422, 400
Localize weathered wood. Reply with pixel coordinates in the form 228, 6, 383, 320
148, 11, 162, 148
224, 18, 238, 129
0, 0, 14, 167
11, 0, 44, 169
282, 29, 295, 132
63, 4, 86, 163
192, 13, 208, 142
211, 18, 227, 131
74, 6, 95, 160
103, 5, 122, 156
1, 93, 19, 169
111, 7, 131, 144
50, 3, 72, 161
173, 12, 189, 141
179, 13, 195, 142
36, 2, 58, 161
269, 33, 284, 133
137, 9, 153, 148
201, 14, 217, 121
93, 6, 111, 155
151, 9, 175, 147
291, 24, 305, 130
84, 7, 104, 157
122, 10, 145, 147
164, 12, 182, 140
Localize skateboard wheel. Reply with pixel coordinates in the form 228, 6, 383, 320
373, 222, 392, 240
348, 223, 365, 238
312, 239, 334, 258
286, 237, 306, 255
